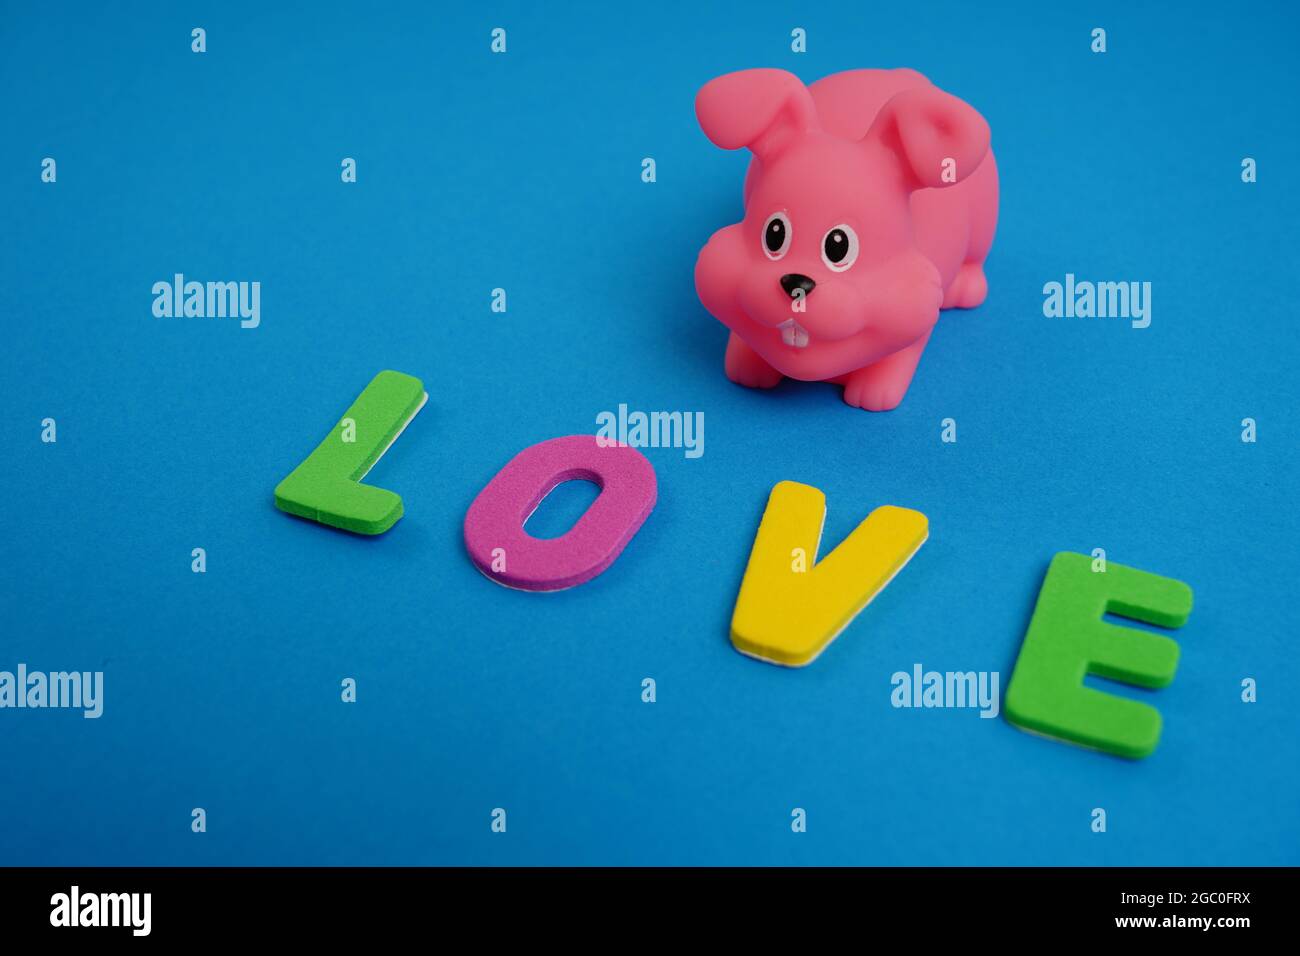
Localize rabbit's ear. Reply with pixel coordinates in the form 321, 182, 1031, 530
696, 69, 819, 163
862, 86, 990, 191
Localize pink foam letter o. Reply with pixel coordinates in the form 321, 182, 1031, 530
463, 435, 657, 591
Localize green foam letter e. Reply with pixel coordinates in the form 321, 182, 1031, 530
1004, 552, 1193, 759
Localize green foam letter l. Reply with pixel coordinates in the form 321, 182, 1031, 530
274, 370, 427, 535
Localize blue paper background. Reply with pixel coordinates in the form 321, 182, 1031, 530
2, 1, 1297, 865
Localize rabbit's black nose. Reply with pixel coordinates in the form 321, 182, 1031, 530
780, 274, 816, 299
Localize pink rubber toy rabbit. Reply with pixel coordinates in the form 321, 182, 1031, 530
695, 68, 998, 411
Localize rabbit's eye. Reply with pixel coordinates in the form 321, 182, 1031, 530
762, 212, 791, 259
821, 225, 859, 272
